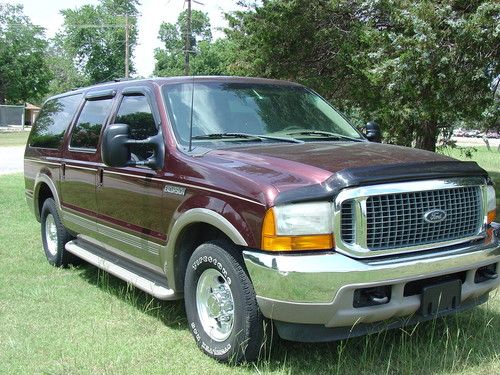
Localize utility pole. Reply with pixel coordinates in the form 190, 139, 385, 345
184, 0, 191, 76
68, 16, 133, 79
125, 14, 130, 78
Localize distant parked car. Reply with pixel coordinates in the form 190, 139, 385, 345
453, 128, 466, 137
486, 131, 500, 139
465, 129, 481, 137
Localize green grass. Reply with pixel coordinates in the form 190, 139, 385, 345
439, 146, 500, 213
1, 173, 499, 374
0, 130, 29, 147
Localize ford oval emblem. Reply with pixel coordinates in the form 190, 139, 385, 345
423, 209, 447, 223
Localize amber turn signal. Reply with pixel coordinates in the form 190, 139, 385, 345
261, 208, 334, 251
487, 209, 496, 224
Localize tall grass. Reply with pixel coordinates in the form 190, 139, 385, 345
0, 172, 499, 374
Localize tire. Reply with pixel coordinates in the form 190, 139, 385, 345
40, 198, 78, 267
184, 241, 264, 363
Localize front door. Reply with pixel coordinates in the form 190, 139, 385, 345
96, 87, 166, 269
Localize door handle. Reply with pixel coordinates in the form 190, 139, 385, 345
97, 167, 104, 187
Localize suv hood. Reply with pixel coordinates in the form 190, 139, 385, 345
201, 142, 482, 205
221, 142, 451, 171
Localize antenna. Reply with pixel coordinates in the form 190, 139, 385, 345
188, 77, 195, 152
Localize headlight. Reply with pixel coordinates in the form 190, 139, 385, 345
274, 202, 333, 235
261, 202, 334, 251
486, 185, 496, 224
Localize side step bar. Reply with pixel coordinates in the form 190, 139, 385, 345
65, 239, 178, 300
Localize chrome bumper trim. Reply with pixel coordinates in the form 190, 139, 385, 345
243, 238, 500, 327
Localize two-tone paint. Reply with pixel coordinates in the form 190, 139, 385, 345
24, 76, 494, 298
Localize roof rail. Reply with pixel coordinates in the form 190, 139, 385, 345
113, 77, 135, 82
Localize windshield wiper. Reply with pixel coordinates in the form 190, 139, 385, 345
284, 130, 364, 142
191, 132, 303, 144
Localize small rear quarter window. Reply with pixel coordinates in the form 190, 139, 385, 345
28, 94, 82, 149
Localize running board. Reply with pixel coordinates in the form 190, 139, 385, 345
65, 239, 178, 300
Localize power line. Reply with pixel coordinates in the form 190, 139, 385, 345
66, 15, 136, 78
65, 24, 129, 28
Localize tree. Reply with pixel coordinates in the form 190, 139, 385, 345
154, 10, 234, 76
59, 0, 139, 84
225, 0, 499, 151
0, 4, 51, 104
357, 0, 499, 150
224, 0, 368, 105
46, 35, 89, 95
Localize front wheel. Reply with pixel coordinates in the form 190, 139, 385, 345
184, 241, 264, 363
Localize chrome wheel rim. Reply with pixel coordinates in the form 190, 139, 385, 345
45, 214, 58, 256
195, 268, 235, 342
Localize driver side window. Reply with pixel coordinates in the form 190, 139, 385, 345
115, 94, 157, 161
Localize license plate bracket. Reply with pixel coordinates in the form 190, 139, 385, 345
420, 279, 462, 317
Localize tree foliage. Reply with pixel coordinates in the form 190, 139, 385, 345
59, 0, 139, 84
225, 0, 499, 151
154, 10, 234, 76
0, 4, 51, 104
46, 36, 89, 95
357, 0, 499, 150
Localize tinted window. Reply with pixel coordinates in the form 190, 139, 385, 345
70, 98, 113, 150
29, 94, 82, 148
115, 95, 157, 160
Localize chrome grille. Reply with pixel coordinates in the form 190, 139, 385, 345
364, 186, 482, 250
341, 201, 355, 244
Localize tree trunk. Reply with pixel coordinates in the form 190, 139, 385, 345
0, 91, 5, 105
483, 136, 491, 151
415, 122, 438, 152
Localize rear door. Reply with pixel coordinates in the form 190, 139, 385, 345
95, 86, 166, 269
24, 93, 82, 213
60, 90, 115, 237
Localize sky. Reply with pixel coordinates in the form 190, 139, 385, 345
3, 0, 242, 77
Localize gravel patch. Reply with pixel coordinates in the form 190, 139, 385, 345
0, 146, 24, 175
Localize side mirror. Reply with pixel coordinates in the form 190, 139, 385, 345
102, 123, 130, 167
101, 123, 165, 170
364, 121, 382, 143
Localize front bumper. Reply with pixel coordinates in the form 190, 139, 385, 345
243, 236, 500, 334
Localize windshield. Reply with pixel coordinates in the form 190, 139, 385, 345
162, 81, 363, 147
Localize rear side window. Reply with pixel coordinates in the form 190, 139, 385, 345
70, 98, 113, 150
29, 94, 82, 148
115, 95, 157, 160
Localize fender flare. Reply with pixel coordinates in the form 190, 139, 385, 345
33, 173, 61, 220
163, 208, 248, 291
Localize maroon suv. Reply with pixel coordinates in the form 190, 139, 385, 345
24, 77, 499, 362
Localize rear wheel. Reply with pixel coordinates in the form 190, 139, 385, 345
40, 198, 78, 267
184, 241, 264, 363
